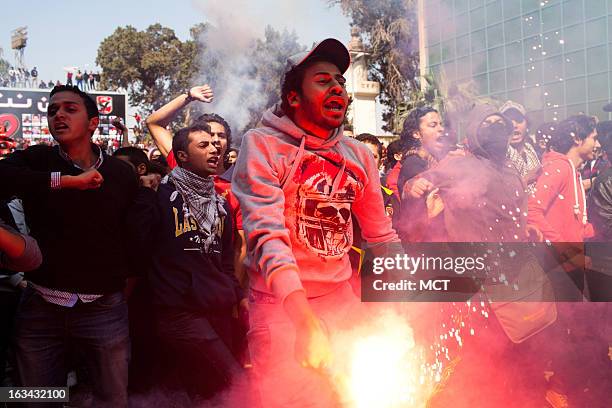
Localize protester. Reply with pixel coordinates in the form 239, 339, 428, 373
0, 85, 137, 407
382, 139, 406, 201
586, 120, 612, 301
397, 107, 447, 195
232, 38, 401, 407
129, 123, 246, 401
500, 101, 541, 193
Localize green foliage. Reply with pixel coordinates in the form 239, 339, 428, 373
0, 56, 9, 77
331, 0, 420, 132
96, 24, 200, 115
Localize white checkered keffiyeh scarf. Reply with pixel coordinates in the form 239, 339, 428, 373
170, 166, 227, 252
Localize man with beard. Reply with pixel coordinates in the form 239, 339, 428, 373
232, 39, 400, 407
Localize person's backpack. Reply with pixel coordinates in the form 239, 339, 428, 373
31, 68, 37, 77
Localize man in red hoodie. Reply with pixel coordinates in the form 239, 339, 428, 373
527, 115, 605, 407
232, 39, 400, 407
528, 115, 598, 297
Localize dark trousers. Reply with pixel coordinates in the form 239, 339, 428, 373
0, 290, 20, 385
154, 307, 242, 399
12, 287, 129, 408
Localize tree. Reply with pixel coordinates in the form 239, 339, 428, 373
96, 24, 200, 115
330, 0, 420, 132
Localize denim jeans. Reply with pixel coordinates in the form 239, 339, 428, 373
12, 286, 129, 408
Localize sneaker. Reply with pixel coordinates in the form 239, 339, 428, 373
545, 390, 569, 408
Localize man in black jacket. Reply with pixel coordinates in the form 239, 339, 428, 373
0, 85, 137, 407
129, 123, 245, 400
587, 120, 612, 301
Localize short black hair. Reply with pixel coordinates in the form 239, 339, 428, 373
356, 133, 383, 158
596, 120, 612, 156
384, 139, 406, 172
172, 123, 212, 166
50, 85, 98, 119
113, 146, 150, 172
194, 113, 232, 147
400, 107, 439, 150
550, 115, 597, 154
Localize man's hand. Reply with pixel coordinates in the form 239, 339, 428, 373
111, 117, 128, 133
140, 174, 161, 191
295, 316, 332, 371
526, 224, 543, 242
406, 177, 434, 199
284, 290, 332, 370
426, 188, 444, 219
188, 85, 214, 103
61, 169, 104, 190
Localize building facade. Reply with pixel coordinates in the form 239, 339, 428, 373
420, 0, 612, 124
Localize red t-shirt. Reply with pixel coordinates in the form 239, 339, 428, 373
166, 149, 242, 230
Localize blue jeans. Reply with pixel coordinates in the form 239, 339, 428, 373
12, 286, 129, 408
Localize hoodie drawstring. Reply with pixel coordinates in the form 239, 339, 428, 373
281, 136, 307, 189
568, 160, 588, 225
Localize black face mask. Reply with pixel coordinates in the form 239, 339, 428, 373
476, 121, 512, 161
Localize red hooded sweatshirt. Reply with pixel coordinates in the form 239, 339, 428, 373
527, 151, 594, 242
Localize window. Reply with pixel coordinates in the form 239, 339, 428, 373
486, 1, 503, 25
456, 34, 470, 57
562, 0, 584, 27
470, 0, 484, 9
542, 4, 562, 32
542, 30, 563, 56
544, 82, 565, 108
456, 12, 470, 36
587, 45, 608, 74
523, 11, 542, 38
585, 0, 606, 20
489, 69, 506, 93
457, 56, 471, 79
488, 46, 506, 70
588, 72, 608, 100
565, 77, 587, 104
470, 7, 486, 30
524, 36, 543, 62
455, 0, 469, 14
563, 23, 585, 53
441, 39, 456, 62
487, 23, 504, 48
471, 29, 487, 53
474, 73, 489, 94
507, 65, 525, 89
543, 55, 564, 82
472, 51, 488, 75
585, 18, 606, 48
429, 45, 442, 66
427, 22, 441, 46
522, 0, 541, 14
566, 103, 587, 116
504, 17, 523, 43
564, 50, 585, 78
506, 41, 524, 66
525, 61, 543, 86
503, 0, 522, 20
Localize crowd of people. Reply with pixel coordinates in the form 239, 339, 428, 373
0, 37, 610, 408
0, 66, 101, 90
